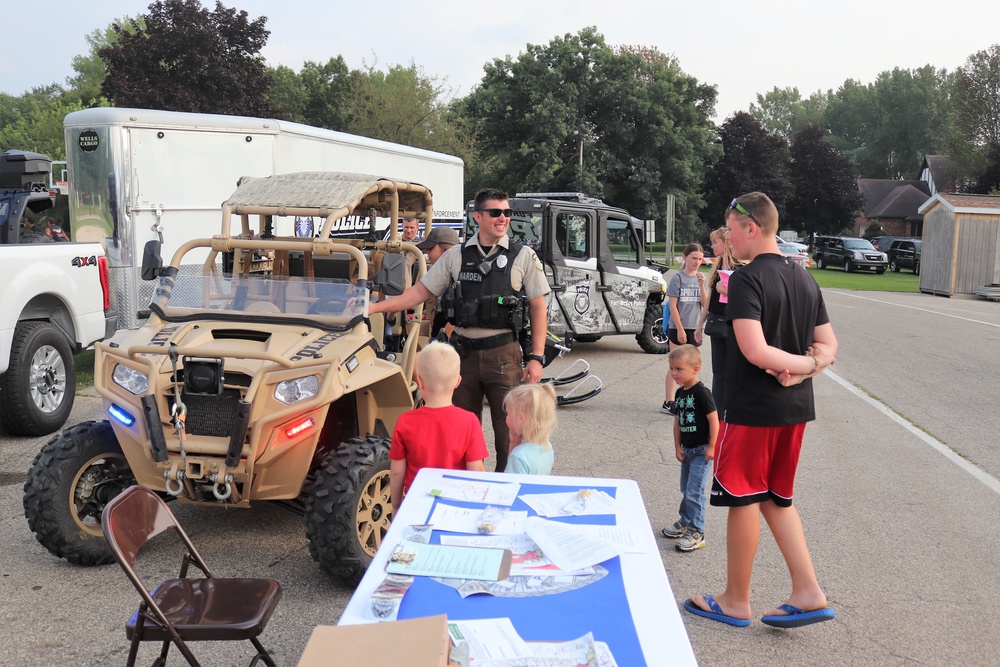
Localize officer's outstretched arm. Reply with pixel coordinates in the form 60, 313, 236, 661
368, 282, 434, 315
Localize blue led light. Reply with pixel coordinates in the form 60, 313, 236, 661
108, 403, 136, 427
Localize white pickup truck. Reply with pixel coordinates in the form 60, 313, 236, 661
0, 150, 116, 436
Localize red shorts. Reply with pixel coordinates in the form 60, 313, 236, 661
710, 421, 807, 508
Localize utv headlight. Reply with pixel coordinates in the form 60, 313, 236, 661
112, 364, 149, 395
274, 375, 320, 405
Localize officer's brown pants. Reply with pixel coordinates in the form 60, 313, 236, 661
453, 340, 523, 472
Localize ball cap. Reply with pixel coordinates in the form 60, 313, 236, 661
416, 226, 460, 250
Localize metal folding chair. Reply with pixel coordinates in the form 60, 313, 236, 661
102, 486, 282, 667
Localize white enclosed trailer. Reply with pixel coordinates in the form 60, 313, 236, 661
63, 107, 464, 329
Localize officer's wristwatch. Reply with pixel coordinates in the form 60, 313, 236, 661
526, 354, 546, 364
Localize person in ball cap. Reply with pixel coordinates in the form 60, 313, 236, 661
417, 227, 461, 338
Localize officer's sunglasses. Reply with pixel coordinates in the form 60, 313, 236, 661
477, 207, 513, 218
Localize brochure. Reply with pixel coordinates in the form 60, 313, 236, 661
385, 542, 512, 581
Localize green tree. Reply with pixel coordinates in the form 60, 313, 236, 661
0, 87, 83, 160
99, 0, 273, 116
460, 28, 718, 239
785, 124, 865, 236
749, 86, 829, 141
65, 18, 144, 107
824, 66, 951, 179
701, 112, 792, 229
947, 44, 1000, 192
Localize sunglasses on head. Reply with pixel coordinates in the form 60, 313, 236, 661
477, 207, 513, 218
730, 198, 760, 226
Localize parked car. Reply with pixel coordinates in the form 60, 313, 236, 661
778, 243, 813, 267
888, 238, 922, 275
813, 236, 888, 273
871, 236, 906, 253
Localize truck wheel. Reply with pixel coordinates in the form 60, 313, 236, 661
0, 321, 76, 436
889, 258, 899, 272
636, 303, 669, 354
305, 435, 393, 584
22, 420, 134, 565
845, 260, 855, 273
817, 256, 826, 270
914, 260, 920, 276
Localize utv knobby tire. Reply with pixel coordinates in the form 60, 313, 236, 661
636, 303, 669, 354
0, 321, 76, 436
23, 420, 134, 565
305, 435, 393, 584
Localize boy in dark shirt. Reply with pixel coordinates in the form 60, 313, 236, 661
660, 344, 718, 552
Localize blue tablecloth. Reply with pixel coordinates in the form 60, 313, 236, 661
398, 476, 645, 666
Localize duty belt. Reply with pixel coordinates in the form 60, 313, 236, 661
452, 331, 516, 351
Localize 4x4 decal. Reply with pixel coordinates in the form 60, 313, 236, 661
71, 255, 99, 268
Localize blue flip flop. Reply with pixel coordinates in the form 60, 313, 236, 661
683, 594, 751, 627
761, 604, 836, 628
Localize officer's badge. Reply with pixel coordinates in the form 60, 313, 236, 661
496, 254, 508, 269
575, 284, 591, 314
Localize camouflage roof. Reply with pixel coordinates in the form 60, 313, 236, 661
225, 172, 427, 213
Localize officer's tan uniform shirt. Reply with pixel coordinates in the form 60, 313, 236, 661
420, 233, 550, 339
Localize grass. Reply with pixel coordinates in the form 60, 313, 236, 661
805, 266, 920, 292
74, 349, 95, 393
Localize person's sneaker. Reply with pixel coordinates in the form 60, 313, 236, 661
661, 521, 687, 539
661, 400, 676, 415
676, 529, 706, 552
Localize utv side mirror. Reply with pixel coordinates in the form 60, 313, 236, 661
141, 239, 163, 280
374, 253, 406, 296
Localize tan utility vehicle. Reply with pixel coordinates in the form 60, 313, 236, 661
23, 172, 431, 583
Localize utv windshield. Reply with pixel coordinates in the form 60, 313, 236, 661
148, 272, 369, 332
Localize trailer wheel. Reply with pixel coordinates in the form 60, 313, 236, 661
636, 303, 669, 354
0, 321, 76, 436
23, 420, 134, 565
305, 435, 393, 584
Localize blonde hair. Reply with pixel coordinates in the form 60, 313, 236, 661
668, 344, 701, 368
415, 342, 460, 393
707, 226, 744, 285
504, 384, 557, 447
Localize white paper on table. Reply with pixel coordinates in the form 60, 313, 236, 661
446, 617, 532, 662
428, 503, 527, 534
519, 490, 623, 517
523, 516, 624, 571
439, 533, 597, 575
572, 524, 647, 554
427, 476, 520, 506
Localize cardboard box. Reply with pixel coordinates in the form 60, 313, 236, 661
297, 615, 452, 667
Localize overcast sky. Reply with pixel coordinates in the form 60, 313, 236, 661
2, 0, 998, 121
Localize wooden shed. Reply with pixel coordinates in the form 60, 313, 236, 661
917, 193, 1000, 297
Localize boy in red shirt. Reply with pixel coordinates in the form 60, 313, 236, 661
390, 342, 488, 513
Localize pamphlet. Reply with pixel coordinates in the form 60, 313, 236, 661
523, 517, 624, 571
428, 476, 521, 506
718, 270, 733, 303
428, 503, 527, 535
519, 490, 623, 517
385, 542, 513, 581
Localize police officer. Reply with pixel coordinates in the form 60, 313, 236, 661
369, 188, 550, 471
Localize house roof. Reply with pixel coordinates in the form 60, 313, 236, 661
867, 184, 932, 218
918, 193, 1000, 214
857, 179, 930, 217
918, 155, 955, 191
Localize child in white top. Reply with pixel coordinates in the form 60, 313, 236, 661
503, 384, 557, 475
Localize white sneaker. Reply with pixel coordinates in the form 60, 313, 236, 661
676, 529, 705, 552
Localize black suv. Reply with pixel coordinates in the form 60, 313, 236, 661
887, 238, 922, 275
813, 236, 888, 273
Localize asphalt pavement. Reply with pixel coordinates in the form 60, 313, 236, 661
0, 289, 997, 666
